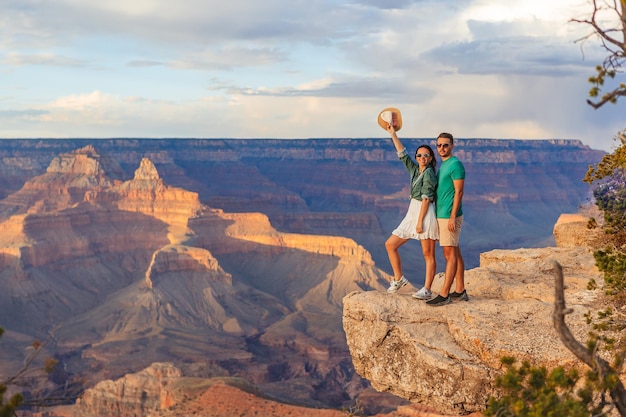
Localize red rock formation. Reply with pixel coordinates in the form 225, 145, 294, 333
0, 145, 115, 216
73, 363, 182, 417
95, 157, 202, 242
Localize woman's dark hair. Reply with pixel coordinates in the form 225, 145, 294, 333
415, 144, 437, 171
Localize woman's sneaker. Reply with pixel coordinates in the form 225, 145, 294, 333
387, 276, 409, 293
412, 287, 432, 300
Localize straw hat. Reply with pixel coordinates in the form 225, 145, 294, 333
377, 107, 402, 131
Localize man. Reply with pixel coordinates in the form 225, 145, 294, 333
426, 133, 469, 306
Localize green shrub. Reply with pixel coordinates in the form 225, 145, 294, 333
594, 248, 626, 295
485, 357, 602, 417
586, 132, 626, 300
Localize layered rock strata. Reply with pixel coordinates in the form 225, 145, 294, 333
0, 138, 606, 273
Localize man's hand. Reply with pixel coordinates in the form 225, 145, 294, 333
448, 216, 457, 232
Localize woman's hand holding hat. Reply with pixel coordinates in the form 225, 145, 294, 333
377, 107, 402, 131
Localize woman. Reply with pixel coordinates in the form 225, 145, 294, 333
384, 123, 439, 299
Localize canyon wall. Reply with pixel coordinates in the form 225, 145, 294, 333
0, 138, 604, 273
0, 145, 398, 415
32, 212, 604, 417
0, 139, 605, 416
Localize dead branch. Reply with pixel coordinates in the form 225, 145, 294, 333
571, 0, 626, 50
552, 260, 626, 416
571, 0, 626, 109
1, 327, 59, 387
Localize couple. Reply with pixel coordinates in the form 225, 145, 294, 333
383, 117, 466, 307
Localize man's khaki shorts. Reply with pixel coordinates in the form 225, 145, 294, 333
437, 216, 463, 247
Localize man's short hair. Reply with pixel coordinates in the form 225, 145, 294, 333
437, 132, 454, 144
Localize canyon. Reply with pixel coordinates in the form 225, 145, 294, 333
0, 138, 605, 415
0, 138, 603, 271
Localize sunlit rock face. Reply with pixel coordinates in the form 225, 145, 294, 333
73, 363, 182, 417
343, 218, 605, 415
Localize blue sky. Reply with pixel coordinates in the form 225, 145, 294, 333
0, 0, 624, 151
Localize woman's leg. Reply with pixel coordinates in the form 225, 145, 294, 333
385, 234, 408, 280
421, 238, 436, 290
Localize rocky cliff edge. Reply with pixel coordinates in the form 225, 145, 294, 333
342, 211, 607, 415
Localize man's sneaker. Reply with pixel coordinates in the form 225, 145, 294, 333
387, 276, 409, 293
412, 287, 432, 300
426, 294, 452, 306
450, 289, 469, 301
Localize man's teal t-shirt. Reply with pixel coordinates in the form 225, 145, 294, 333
436, 156, 465, 219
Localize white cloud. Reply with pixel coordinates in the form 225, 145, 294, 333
465, 0, 587, 23
167, 46, 288, 71
3, 52, 86, 67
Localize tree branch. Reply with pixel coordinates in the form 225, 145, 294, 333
1, 327, 59, 387
552, 261, 626, 416
587, 88, 626, 108
572, 0, 626, 109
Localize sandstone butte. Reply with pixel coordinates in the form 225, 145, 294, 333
0, 145, 611, 417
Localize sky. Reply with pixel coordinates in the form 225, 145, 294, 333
0, 0, 624, 151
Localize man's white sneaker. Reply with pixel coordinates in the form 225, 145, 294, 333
387, 276, 409, 293
412, 287, 432, 300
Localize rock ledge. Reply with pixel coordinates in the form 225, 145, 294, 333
342, 214, 604, 414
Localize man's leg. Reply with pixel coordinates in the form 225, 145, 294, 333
455, 247, 465, 293
439, 245, 458, 297
427, 217, 461, 305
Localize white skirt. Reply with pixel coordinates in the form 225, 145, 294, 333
392, 198, 439, 240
